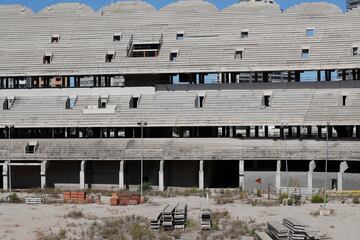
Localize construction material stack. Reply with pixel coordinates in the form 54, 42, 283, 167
63, 191, 91, 204
255, 231, 273, 240
110, 193, 119, 206
25, 196, 44, 204
162, 204, 177, 231
150, 205, 168, 231
267, 221, 288, 240
174, 203, 188, 230
283, 218, 306, 240
201, 208, 212, 230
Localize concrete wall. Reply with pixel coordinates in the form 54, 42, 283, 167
343, 173, 360, 190
244, 171, 275, 191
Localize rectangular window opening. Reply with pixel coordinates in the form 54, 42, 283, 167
353, 47, 358, 56
264, 95, 271, 107
306, 29, 314, 37
241, 31, 249, 39
25, 141, 38, 154
113, 33, 122, 42
235, 50, 243, 59
301, 49, 310, 59
176, 32, 184, 40
129, 96, 139, 109
105, 51, 115, 62
195, 94, 206, 108
51, 34, 60, 43
43, 53, 53, 64
66, 97, 77, 109
170, 51, 178, 62
343, 95, 347, 106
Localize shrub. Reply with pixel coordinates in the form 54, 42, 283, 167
287, 198, 294, 206
7, 193, 21, 203
311, 194, 325, 204
353, 196, 360, 204
65, 210, 84, 219
279, 193, 288, 203
143, 181, 152, 192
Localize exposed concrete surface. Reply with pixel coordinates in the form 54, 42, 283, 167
0, 195, 359, 239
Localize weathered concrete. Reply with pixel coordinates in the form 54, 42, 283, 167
239, 160, 245, 190
199, 160, 204, 190
159, 160, 164, 191
308, 160, 316, 191
119, 160, 125, 190
338, 161, 349, 191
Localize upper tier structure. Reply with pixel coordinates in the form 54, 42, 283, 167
0, 0, 359, 76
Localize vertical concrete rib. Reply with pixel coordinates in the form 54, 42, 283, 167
119, 160, 125, 190
80, 161, 86, 190
159, 160, 164, 191
199, 160, 204, 190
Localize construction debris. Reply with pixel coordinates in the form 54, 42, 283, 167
63, 192, 98, 204
174, 203, 188, 230
283, 218, 306, 240
109, 192, 141, 206
25, 196, 44, 204
267, 221, 288, 240
162, 204, 177, 231
255, 231, 273, 240
200, 208, 212, 231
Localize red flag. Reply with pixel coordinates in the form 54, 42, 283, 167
255, 178, 262, 184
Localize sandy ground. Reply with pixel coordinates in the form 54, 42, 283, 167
0, 194, 359, 239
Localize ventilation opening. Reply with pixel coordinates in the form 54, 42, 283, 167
263, 95, 271, 107
241, 31, 249, 39
195, 94, 206, 108
43, 53, 53, 64
353, 47, 358, 56
25, 141, 38, 154
306, 28, 314, 37
343, 95, 347, 106
170, 51, 178, 62
234, 50, 243, 59
113, 33, 122, 42
51, 34, 60, 43
176, 32, 184, 40
129, 96, 140, 109
301, 48, 310, 59
105, 51, 115, 62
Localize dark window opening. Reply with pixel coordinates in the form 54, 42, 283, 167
105, 52, 115, 62
129, 97, 139, 109
264, 95, 271, 107
25, 141, 37, 154
113, 33, 122, 42
170, 51, 178, 62
235, 50, 243, 59
51, 35, 59, 43
353, 47, 358, 56
343, 95, 347, 106
301, 49, 310, 59
241, 31, 249, 38
43, 54, 52, 64
195, 95, 205, 108
176, 33, 184, 40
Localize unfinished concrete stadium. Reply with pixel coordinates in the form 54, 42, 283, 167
1, 0, 360, 193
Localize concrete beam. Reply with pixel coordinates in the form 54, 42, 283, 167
239, 160, 245, 191
275, 160, 281, 191
40, 160, 48, 189
338, 161, 349, 191
307, 160, 316, 192
80, 161, 86, 190
2, 161, 8, 191
119, 160, 125, 190
159, 160, 164, 192
199, 160, 204, 190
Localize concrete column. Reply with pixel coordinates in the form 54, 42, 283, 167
307, 161, 316, 192
2, 161, 9, 191
159, 160, 164, 192
199, 160, 204, 190
119, 160, 125, 190
338, 161, 349, 191
80, 161, 86, 190
40, 161, 48, 189
239, 160, 245, 191
276, 160, 281, 191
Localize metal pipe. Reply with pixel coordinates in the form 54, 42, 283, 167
324, 122, 329, 208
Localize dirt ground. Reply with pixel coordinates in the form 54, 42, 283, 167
0, 193, 359, 240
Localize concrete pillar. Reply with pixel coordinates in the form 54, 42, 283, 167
40, 161, 48, 189
159, 160, 164, 191
199, 160, 204, 190
119, 160, 125, 190
80, 161, 86, 190
2, 161, 8, 191
307, 161, 316, 192
338, 161, 349, 191
239, 160, 245, 191
276, 160, 281, 191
